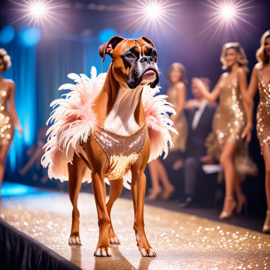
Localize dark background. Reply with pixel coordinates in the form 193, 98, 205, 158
0, 0, 269, 213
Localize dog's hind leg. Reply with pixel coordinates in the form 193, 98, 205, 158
107, 178, 123, 245
68, 154, 85, 245
131, 141, 157, 257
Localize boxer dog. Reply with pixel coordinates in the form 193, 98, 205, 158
68, 36, 159, 257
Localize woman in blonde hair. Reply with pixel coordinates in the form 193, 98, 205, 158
193, 43, 253, 219
147, 63, 188, 200
0, 49, 23, 205
245, 30, 270, 233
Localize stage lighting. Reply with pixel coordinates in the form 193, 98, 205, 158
98, 29, 117, 43
9, 0, 65, 28
19, 27, 41, 47
0, 26, 15, 44
145, 3, 162, 20
121, 0, 183, 35
221, 5, 235, 19
199, 0, 255, 43
30, 2, 47, 17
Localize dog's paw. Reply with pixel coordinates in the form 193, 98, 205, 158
140, 248, 157, 257
68, 235, 81, 245
94, 247, 112, 257
110, 237, 120, 245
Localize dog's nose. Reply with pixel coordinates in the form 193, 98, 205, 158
140, 56, 154, 64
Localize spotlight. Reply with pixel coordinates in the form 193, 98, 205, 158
9, 0, 66, 28
30, 2, 47, 18
145, 3, 162, 20
199, 0, 255, 43
221, 5, 235, 19
121, 0, 183, 35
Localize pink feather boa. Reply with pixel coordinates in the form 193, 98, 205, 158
42, 67, 177, 189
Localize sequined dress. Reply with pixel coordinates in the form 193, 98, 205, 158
213, 72, 246, 145
167, 86, 188, 152
93, 121, 148, 180
256, 69, 270, 147
0, 83, 14, 146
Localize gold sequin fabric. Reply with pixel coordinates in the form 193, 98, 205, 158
93, 122, 148, 180
167, 87, 187, 152
256, 69, 270, 147
0, 85, 14, 146
213, 72, 246, 145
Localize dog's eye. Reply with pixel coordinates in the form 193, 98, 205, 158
126, 53, 134, 59
151, 52, 156, 58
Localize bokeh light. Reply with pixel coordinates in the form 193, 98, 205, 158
0, 26, 15, 44
19, 27, 41, 46
98, 28, 117, 43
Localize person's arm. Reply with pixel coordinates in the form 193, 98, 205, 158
175, 82, 186, 115
9, 81, 23, 135
238, 67, 256, 142
184, 99, 199, 109
192, 76, 222, 103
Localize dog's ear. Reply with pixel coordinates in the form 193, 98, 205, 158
99, 36, 124, 62
140, 36, 156, 49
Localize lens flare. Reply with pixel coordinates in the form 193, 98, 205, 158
199, 0, 256, 44
120, 0, 184, 36
9, 0, 66, 28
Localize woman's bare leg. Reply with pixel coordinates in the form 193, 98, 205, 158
19, 145, 44, 175
147, 160, 162, 199
219, 142, 239, 218
262, 145, 270, 232
147, 159, 174, 200
0, 145, 10, 207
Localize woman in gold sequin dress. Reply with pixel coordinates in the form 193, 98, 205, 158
193, 43, 252, 219
0, 49, 23, 204
246, 30, 270, 233
147, 63, 188, 200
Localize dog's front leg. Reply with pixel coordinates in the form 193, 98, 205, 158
107, 178, 124, 244
131, 147, 157, 257
92, 171, 112, 257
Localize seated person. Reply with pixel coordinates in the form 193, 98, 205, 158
178, 78, 216, 208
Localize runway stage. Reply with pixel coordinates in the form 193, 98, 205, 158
1, 182, 270, 270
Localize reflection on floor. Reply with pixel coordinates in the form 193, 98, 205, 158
1, 182, 270, 270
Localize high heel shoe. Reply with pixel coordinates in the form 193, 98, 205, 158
161, 186, 175, 200
236, 195, 248, 214
262, 210, 270, 233
146, 187, 162, 201
219, 197, 237, 219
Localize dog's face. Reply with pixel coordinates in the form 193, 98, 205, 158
99, 36, 159, 89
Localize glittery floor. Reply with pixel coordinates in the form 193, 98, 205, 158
1, 184, 270, 270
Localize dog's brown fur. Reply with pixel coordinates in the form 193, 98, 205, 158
68, 36, 157, 257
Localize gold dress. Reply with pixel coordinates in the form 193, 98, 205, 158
0, 83, 14, 146
206, 72, 257, 178
213, 72, 246, 145
167, 86, 188, 152
256, 68, 270, 147
93, 121, 148, 180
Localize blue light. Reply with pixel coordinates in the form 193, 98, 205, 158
0, 26, 15, 44
19, 27, 41, 47
1, 182, 37, 196
98, 28, 117, 44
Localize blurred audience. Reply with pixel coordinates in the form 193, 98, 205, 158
19, 125, 48, 183
177, 78, 216, 208
147, 63, 188, 200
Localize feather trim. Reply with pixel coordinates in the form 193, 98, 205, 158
42, 67, 178, 189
